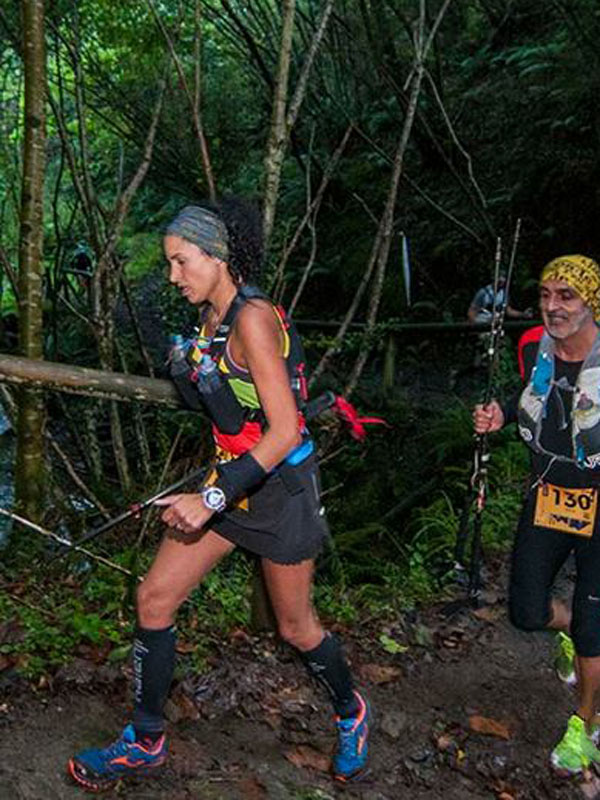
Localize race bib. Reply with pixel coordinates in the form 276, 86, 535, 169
534, 483, 597, 537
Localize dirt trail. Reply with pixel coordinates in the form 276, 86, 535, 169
0, 567, 593, 800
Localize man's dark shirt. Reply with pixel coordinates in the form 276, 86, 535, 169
503, 328, 599, 488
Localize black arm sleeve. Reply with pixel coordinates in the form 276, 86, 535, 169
500, 393, 520, 425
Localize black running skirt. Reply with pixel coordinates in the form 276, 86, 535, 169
210, 454, 329, 564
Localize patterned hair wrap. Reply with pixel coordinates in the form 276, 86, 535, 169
165, 205, 229, 262
540, 254, 600, 321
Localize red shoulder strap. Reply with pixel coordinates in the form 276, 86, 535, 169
518, 325, 544, 380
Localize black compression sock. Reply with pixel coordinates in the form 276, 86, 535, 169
132, 625, 176, 736
298, 633, 359, 718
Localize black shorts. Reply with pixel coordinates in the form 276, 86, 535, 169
210, 454, 330, 564
509, 486, 600, 657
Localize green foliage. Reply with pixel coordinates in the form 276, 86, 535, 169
4, 0, 590, 680
188, 551, 252, 631
379, 632, 408, 655
314, 377, 529, 617
0, 541, 252, 679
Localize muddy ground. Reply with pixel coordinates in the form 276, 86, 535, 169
0, 559, 596, 800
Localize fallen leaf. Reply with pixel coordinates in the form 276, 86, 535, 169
469, 715, 511, 740
359, 663, 402, 684
435, 733, 455, 752
230, 628, 252, 644
37, 674, 52, 690
175, 640, 196, 654
473, 606, 502, 623
239, 774, 267, 800
491, 777, 517, 798
284, 744, 331, 773
0, 654, 11, 671
442, 638, 459, 649
379, 633, 409, 655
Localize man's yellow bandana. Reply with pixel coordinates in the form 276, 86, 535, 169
540, 254, 600, 321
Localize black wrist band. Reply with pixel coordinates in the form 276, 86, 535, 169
213, 452, 267, 503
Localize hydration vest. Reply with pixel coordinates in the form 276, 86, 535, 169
184, 285, 309, 456
517, 329, 600, 469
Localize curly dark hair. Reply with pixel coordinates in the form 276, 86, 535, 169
210, 196, 263, 286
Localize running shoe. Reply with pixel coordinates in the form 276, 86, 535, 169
332, 690, 370, 782
555, 632, 577, 686
68, 723, 167, 792
551, 714, 600, 775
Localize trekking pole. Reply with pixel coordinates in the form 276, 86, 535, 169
0, 507, 138, 578
459, 237, 502, 596
49, 391, 338, 563
454, 219, 522, 598
47, 463, 211, 563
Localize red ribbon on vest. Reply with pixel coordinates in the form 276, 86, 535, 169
333, 396, 388, 441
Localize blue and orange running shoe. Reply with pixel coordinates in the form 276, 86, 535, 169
333, 690, 371, 782
68, 724, 167, 792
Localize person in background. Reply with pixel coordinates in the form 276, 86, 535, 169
67, 199, 370, 792
474, 254, 600, 775
467, 271, 532, 324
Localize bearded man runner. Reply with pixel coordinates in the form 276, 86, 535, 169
474, 254, 600, 774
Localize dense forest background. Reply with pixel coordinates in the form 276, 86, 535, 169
0, 0, 599, 676
2, 0, 599, 326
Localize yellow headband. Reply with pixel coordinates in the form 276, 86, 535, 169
540, 254, 600, 321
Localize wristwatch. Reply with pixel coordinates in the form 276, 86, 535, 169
201, 485, 227, 513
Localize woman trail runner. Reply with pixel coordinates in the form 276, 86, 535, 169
67, 200, 370, 791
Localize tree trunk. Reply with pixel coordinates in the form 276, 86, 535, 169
146, 0, 216, 201
262, 0, 336, 252
262, 0, 296, 251
16, 0, 46, 521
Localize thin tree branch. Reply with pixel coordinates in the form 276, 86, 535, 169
286, 0, 335, 132
270, 122, 353, 297
0, 243, 18, 296
423, 67, 487, 210
146, 0, 216, 201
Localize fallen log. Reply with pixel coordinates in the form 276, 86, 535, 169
0, 353, 182, 407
